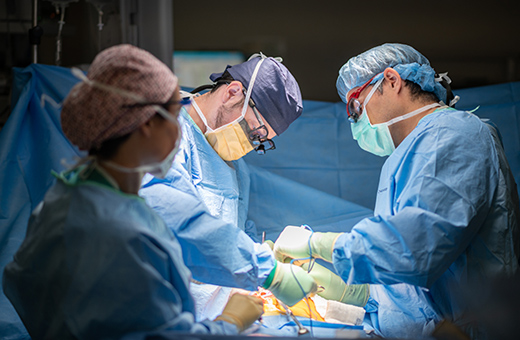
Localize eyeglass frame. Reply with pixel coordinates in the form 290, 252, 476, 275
346, 75, 376, 123
190, 80, 277, 154
243, 93, 276, 154
121, 98, 191, 124
122, 97, 192, 111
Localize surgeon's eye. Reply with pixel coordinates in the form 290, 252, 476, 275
249, 125, 269, 141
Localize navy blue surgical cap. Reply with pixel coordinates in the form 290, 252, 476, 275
336, 43, 447, 104
210, 56, 303, 135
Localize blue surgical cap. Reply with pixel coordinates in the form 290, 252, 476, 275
210, 56, 303, 135
336, 43, 447, 104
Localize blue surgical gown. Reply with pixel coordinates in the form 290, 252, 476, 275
333, 108, 520, 338
2, 167, 238, 339
139, 108, 275, 290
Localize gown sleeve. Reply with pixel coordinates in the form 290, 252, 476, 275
140, 165, 275, 290
333, 119, 499, 288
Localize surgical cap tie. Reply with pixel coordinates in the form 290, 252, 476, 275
434, 72, 460, 107
248, 51, 283, 63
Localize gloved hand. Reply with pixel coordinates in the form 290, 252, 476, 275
214, 293, 264, 332
263, 239, 274, 250
274, 225, 342, 263
301, 262, 369, 307
263, 261, 318, 307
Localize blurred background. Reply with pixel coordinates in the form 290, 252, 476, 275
1, 0, 520, 129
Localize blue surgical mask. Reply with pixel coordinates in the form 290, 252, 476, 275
351, 78, 440, 157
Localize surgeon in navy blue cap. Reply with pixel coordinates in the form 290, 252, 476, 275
139, 53, 316, 321
189, 52, 303, 161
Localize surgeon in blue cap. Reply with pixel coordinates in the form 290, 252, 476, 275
274, 43, 519, 339
139, 53, 317, 317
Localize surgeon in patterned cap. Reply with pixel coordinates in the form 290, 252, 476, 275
3, 44, 264, 339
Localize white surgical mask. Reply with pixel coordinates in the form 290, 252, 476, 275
102, 134, 180, 179
351, 78, 440, 157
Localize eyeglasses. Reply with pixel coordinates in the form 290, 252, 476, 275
245, 95, 276, 154
346, 76, 375, 123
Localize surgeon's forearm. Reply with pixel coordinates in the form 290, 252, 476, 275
177, 218, 276, 290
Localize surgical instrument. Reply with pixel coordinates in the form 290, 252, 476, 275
278, 299, 310, 336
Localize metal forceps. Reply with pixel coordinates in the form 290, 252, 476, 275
278, 299, 310, 336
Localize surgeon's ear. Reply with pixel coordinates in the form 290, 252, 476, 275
221, 81, 244, 106
384, 68, 403, 94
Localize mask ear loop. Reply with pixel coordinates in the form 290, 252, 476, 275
361, 77, 384, 125
189, 96, 215, 133
197, 57, 267, 134
240, 57, 265, 118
